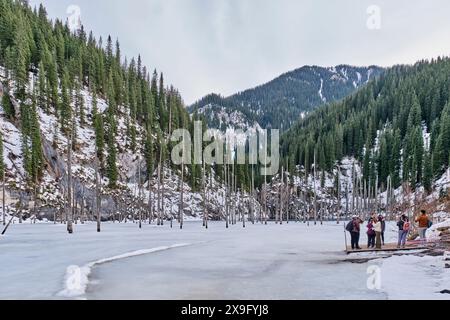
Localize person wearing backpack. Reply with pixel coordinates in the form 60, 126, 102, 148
397, 215, 410, 248
415, 210, 430, 243
367, 218, 376, 248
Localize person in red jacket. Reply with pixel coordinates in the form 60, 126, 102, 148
415, 210, 430, 243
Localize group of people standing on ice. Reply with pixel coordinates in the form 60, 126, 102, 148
347, 210, 432, 251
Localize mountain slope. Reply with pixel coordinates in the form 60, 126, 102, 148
0, 0, 258, 223
281, 57, 450, 196
189, 65, 384, 131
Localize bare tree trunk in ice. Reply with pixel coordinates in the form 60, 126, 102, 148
67, 131, 74, 234
138, 156, 143, 229
286, 159, 290, 224
202, 161, 208, 229
95, 154, 101, 232
337, 165, 341, 224
251, 164, 255, 225
157, 164, 161, 226
231, 161, 235, 225
179, 161, 184, 230
225, 162, 229, 228
313, 153, 317, 225
161, 166, 165, 226
148, 172, 153, 225
279, 166, 284, 225
32, 176, 38, 224
2, 170, 6, 226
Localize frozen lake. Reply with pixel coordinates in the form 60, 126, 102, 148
0, 221, 448, 300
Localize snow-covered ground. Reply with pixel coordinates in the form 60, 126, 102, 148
1, 221, 448, 300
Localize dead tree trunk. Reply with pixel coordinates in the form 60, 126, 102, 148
148, 173, 153, 225
161, 167, 165, 226
157, 164, 161, 226
264, 167, 268, 225
67, 133, 74, 234
95, 155, 101, 232
241, 191, 245, 228
225, 162, 229, 228
250, 165, 255, 225
1, 210, 16, 235
231, 161, 235, 225
313, 153, 318, 225
351, 163, 355, 217
180, 162, 184, 230
337, 165, 341, 224
345, 183, 349, 221
138, 156, 143, 229
2, 170, 6, 226
32, 176, 39, 224
202, 161, 208, 229
80, 185, 85, 224
279, 166, 284, 225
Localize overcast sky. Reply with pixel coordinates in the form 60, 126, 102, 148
29, 0, 450, 105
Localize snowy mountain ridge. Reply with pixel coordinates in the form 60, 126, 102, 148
189, 65, 384, 133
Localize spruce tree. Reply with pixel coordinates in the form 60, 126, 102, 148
12, 15, 31, 100
363, 142, 371, 182
432, 105, 450, 175
423, 151, 433, 194
37, 60, 47, 110
144, 125, 154, 179
91, 87, 105, 164
158, 73, 167, 132
75, 78, 85, 127
106, 128, 118, 188
1, 85, 15, 119
129, 121, 137, 152
60, 68, 72, 133
413, 126, 424, 185
391, 130, 402, 188
22, 135, 32, 181
44, 49, 59, 113
30, 94, 44, 181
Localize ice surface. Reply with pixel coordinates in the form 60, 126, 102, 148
58, 243, 191, 298
1, 221, 447, 300
378, 254, 450, 300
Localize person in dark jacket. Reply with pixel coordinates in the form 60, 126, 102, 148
378, 215, 386, 245
397, 215, 409, 248
350, 216, 363, 250
367, 218, 376, 248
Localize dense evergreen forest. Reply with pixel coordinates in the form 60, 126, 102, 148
0, 0, 212, 189
1, 0, 449, 219
0, 0, 264, 199
281, 57, 450, 194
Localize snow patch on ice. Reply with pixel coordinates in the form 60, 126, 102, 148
58, 243, 191, 298
379, 255, 450, 300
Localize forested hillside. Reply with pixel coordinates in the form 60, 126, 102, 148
0, 0, 261, 226
189, 65, 383, 132
281, 57, 450, 195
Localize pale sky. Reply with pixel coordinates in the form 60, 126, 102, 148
30, 0, 450, 105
